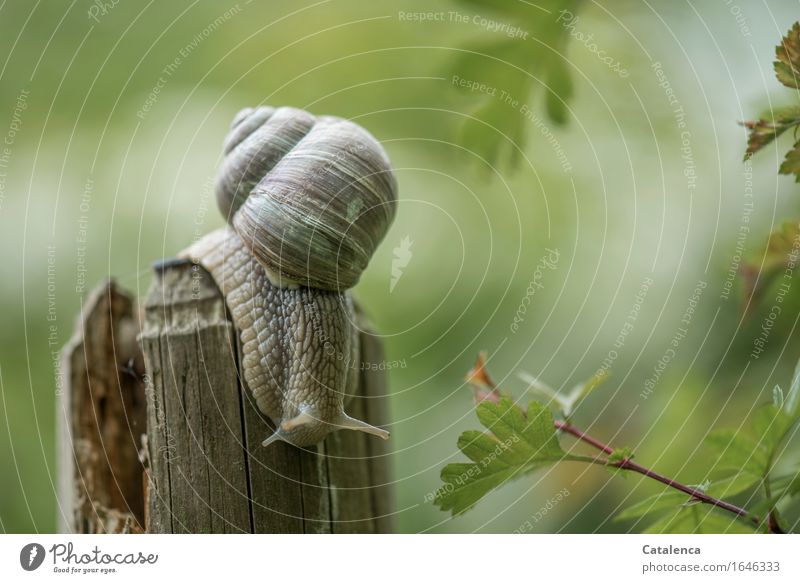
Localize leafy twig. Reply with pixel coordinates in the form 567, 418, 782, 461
553, 419, 761, 527
444, 353, 800, 533
742, 22, 800, 181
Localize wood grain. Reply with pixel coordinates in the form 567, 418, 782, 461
58, 280, 146, 533
139, 261, 393, 533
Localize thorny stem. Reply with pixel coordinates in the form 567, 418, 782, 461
553, 420, 767, 530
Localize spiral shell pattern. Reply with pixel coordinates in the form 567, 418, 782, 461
216, 106, 397, 292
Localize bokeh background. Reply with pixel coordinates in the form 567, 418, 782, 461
2, 0, 800, 533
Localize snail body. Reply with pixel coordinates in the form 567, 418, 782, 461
183, 106, 396, 447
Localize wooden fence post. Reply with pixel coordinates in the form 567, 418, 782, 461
59, 265, 394, 533
140, 260, 393, 532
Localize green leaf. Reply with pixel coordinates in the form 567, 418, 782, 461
771, 470, 800, 494
701, 402, 799, 527
752, 404, 794, 454
544, 50, 574, 125
644, 505, 758, 534
449, 0, 581, 167
448, 36, 533, 167
784, 472, 800, 497
780, 140, 800, 181
748, 493, 787, 519
775, 22, 800, 89
608, 447, 633, 464
457, 81, 530, 167
704, 429, 768, 476
746, 471, 800, 517
614, 490, 689, 522
705, 472, 761, 498
615, 474, 759, 524
434, 398, 579, 515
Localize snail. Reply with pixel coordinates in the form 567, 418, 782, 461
182, 106, 397, 448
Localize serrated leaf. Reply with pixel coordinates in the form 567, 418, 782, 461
434, 398, 578, 515
775, 22, 800, 89
705, 429, 769, 476
741, 107, 800, 158
744, 23, 800, 185
644, 506, 758, 534
780, 140, 800, 181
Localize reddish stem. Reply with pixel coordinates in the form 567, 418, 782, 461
554, 420, 763, 528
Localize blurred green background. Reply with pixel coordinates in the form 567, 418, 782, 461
1, 0, 800, 533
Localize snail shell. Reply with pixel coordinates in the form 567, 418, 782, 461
217, 106, 397, 292
183, 106, 395, 447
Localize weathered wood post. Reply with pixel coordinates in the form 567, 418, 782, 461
58, 281, 147, 533
59, 267, 394, 533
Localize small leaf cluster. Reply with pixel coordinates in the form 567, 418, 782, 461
434, 397, 592, 515
743, 22, 800, 180
739, 23, 800, 316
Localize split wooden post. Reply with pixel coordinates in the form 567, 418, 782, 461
59, 264, 393, 533
58, 281, 147, 533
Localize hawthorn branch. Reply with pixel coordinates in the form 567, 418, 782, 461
466, 353, 769, 531
554, 420, 763, 528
